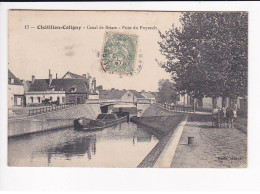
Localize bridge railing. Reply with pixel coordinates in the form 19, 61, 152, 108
28, 103, 77, 116
154, 102, 194, 113
137, 98, 154, 104
99, 99, 123, 103
86, 99, 100, 104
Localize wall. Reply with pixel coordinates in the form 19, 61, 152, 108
88, 94, 99, 99
177, 94, 246, 110
137, 102, 151, 117
66, 93, 87, 104
8, 84, 24, 108
238, 98, 247, 112
176, 94, 191, 106
26, 91, 66, 105
87, 103, 101, 116
8, 103, 100, 137
121, 91, 137, 103
8, 118, 73, 137
202, 97, 223, 109
202, 97, 212, 108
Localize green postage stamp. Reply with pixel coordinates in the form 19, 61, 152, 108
101, 32, 138, 76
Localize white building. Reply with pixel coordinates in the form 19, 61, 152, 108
141, 91, 156, 102
8, 69, 24, 108
25, 91, 66, 105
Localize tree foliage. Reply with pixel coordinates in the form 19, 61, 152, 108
157, 79, 178, 103
158, 12, 248, 99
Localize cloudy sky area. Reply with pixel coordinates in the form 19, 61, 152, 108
9, 11, 182, 92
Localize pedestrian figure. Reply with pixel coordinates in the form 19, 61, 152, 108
212, 107, 221, 127
218, 107, 227, 127
226, 107, 235, 128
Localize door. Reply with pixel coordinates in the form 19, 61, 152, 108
17, 97, 21, 106
77, 97, 81, 104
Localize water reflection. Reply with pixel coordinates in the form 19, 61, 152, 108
47, 136, 97, 164
9, 122, 159, 167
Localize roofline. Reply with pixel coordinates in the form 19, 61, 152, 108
8, 83, 24, 86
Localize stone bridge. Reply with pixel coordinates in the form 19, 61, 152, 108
86, 98, 153, 115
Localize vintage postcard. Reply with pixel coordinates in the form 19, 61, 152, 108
8, 10, 247, 168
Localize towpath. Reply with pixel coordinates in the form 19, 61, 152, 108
171, 114, 247, 168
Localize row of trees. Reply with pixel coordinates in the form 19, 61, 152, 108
157, 12, 248, 107
157, 79, 178, 104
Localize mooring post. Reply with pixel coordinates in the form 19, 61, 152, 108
188, 137, 194, 145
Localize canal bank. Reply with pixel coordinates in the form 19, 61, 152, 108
8, 104, 100, 137
131, 113, 186, 167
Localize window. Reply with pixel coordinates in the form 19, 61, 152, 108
62, 97, 65, 103
70, 87, 77, 92
30, 97, 33, 103
37, 97, 41, 103
11, 78, 14, 83
50, 97, 53, 101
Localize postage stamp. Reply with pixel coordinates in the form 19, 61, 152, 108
101, 32, 138, 76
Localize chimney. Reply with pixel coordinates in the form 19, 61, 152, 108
82, 74, 86, 78
49, 69, 52, 86
56, 73, 58, 79
93, 78, 96, 91
32, 75, 35, 83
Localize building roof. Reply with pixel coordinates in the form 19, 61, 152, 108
22, 80, 32, 92
129, 90, 145, 98
8, 69, 23, 85
100, 89, 146, 100
99, 90, 127, 100
141, 92, 155, 99
62, 71, 91, 82
28, 79, 87, 93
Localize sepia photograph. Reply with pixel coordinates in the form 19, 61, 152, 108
7, 10, 247, 168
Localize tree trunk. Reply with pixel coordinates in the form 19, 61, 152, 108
212, 97, 217, 109
222, 97, 227, 108
230, 97, 238, 109
193, 98, 197, 112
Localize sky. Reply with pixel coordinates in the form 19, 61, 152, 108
8, 11, 182, 92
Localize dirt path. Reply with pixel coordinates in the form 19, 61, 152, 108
171, 114, 247, 168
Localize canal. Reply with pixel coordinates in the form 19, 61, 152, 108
8, 122, 159, 167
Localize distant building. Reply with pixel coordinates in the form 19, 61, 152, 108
121, 90, 145, 103
176, 94, 193, 106
141, 91, 156, 102
176, 93, 247, 112
99, 89, 145, 103
99, 89, 126, 101
26, 70, 88, 106
8, 69, 24, 107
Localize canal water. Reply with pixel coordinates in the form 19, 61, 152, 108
8, 122, 159, 167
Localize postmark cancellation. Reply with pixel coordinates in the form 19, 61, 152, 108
101, 32, 138, 76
